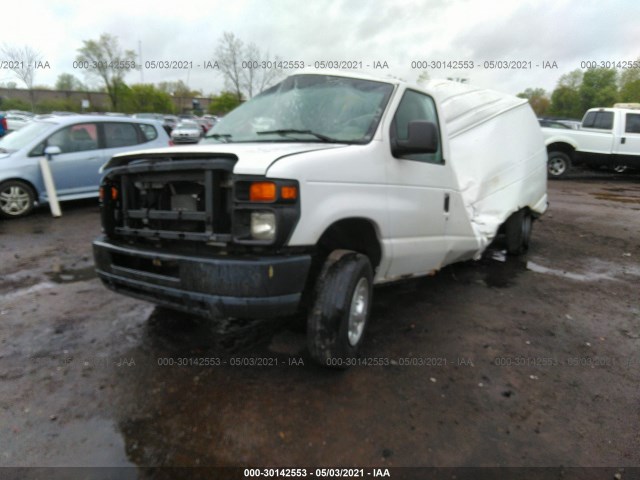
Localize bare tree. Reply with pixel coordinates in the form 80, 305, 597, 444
1, 44, 42, 110
216, 32, 245, 102
242, 43, 283, 99
216, 33, 284, 102
76, 33, 136, 109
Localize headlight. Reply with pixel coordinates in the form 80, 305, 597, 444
250, 211, 276, 240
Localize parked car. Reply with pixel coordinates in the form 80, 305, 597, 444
163, 115, 179, 133
195, 117, 213, 135
538, 118, 571, 129
133, 113, 170, 135
0, 115, 171, 218
0, 113, 7, 137
132, 113, 164, 121
170, 120, 202, 144
202, 114, 219, 124
6, 110, 35, 118
5, 114, 32, 132
556, 119, 581, 130
93, 72, 547, 367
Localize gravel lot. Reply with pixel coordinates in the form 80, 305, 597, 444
0, 171, 639, 474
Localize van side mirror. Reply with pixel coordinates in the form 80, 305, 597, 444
44, 145, 61, 160
394, 121, 439, 156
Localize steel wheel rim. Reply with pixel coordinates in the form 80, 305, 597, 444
0, 185, 31, 216
348, 277, 369, 347
548, 157, 565, 176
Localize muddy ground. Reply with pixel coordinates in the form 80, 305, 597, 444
0, 170, 639, 473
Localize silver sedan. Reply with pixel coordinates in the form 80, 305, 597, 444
170, 121, 202, 144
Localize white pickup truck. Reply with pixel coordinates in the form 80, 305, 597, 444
93, 72, 547, 367
543, 106, 640, 178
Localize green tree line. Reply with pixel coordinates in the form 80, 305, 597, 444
0, 82, 242, 116
1, 33, 247, 115
518, 65, 640, 119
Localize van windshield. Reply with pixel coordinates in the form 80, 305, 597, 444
202, 74, 394, 144
0, 121, 54, 153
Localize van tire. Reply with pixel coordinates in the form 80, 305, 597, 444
307, 250, 373, 368
505, 209, 532, 256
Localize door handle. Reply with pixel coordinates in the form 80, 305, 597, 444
621, 137, 626, 144
444, 193, 450, 213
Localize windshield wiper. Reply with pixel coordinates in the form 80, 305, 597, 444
256, 129, 338, 142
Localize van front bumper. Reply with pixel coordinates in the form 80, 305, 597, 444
92, 237, 311, 319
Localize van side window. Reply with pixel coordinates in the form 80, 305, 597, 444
625, 113, 640, 134
391, 90, 443, 164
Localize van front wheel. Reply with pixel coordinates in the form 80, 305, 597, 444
307, 250, 373, 368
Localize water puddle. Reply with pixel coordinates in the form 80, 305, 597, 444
592, 186, 640, 204
3, 281, 57, 300
9, 417, 136, 467
526, 261, 617, 282
480, 250, 635, 286
593, 193, 640, 204
46, 266, 97, 284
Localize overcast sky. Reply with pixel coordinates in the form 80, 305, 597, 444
2, 0, 638, 96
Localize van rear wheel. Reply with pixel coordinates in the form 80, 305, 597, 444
307, 250, 373, 368
505, 209, 532, 256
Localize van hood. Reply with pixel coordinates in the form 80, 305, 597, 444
103, 142, 348, 175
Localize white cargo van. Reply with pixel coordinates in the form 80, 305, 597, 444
93, 72, 547, 367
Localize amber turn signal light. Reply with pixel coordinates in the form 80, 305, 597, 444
99, 186, 118, 201
249, 182, 277, 202
280, 186, 297, 200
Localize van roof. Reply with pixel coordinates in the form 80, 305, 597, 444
424, 80, 528, 137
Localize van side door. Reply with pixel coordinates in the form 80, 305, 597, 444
384, 89, 455, 278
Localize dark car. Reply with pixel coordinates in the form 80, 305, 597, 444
538, 118, 571, 129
